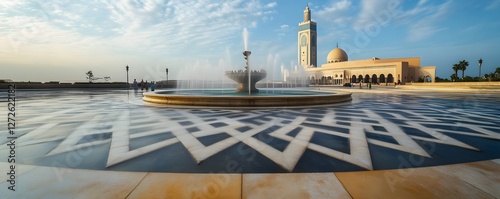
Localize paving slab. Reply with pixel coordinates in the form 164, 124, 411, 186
335, 166, 495, 199
242, 173, 351, 199
0, 166, 146, 199
435, 160, 500, 198
0, 163, 37, 184
127, 172, 241, 199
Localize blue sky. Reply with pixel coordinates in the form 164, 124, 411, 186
1, 0, 499, 82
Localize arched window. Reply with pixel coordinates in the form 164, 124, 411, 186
387, 74, 394, 83
379, 74, 386, 83
301, 35, 307, 46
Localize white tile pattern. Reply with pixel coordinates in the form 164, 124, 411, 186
0, 90, 499, 172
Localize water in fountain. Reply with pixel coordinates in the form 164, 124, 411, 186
243, 28, 249, 51
176, 58, 237, 93
243, 28, 251, 94
260, 53, 310, 93
174, 27, 308, 95
264, 53, 280, 94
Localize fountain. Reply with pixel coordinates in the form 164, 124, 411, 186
142, 28, 352, 107
225, 51, 266, 93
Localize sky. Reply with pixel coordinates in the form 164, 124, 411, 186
1, 0, 500, 82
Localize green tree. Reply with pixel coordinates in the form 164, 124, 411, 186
458, 60, 469, 79
484, 73, 490, 79
86, 70, 98, 83
462, 76, 476, 82
452, 64, 460, 81
435, 76, 449, 82
450, 74, 457, 82
495, 67, 500, 76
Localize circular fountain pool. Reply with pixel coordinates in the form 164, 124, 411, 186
143, 89, 352, 107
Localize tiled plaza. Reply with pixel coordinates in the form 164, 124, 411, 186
0, 88, 499, 198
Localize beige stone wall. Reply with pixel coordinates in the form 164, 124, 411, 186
373, 57, 420, 68
309, 62, 401, 84
319, 57, 420, 70
417, 66, 436, 82
305, 57, 435, 85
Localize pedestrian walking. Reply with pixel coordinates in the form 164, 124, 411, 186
133, 79, 138, 90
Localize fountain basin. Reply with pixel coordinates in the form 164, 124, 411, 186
143, 89, 352, 107
225, 69, 267, 93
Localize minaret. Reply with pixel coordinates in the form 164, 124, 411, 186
304, 5, 311, 22
298, 5, 317, 67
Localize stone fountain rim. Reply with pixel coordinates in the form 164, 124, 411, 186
146, 89, 341, 97
142, 89, 353, 107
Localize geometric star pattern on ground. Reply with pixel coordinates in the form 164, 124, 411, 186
1, 91, 499, 172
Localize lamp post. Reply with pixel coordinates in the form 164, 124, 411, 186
126, 65, 129, 85
166, 68, 169, 87
478, 58, 483, 78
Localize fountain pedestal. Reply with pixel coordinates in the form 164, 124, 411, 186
226, 70, 266, 93
226, 51, 267, 93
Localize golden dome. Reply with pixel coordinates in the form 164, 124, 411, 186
327, 47, 348, 63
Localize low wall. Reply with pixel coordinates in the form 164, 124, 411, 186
399, 82, 500, 90
0, 83, 130, 89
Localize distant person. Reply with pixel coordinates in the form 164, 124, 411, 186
151, 81, 155, 91
145, 81, 149, 91
133, 79, 138, 90
140, 79, 144, 91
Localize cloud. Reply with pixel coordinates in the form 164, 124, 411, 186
353, 0, 400, 30
314, 0, 355, 44
316, 0, 352, 23
417, 0, 429, 7
0, 0, 278, 55
485, 0, 500, 10
101, 0, 278, 54
0, 0, 25, 9
265, 2, 277, 8
352, 0, 453, 42
407, 1, 452, 42
275, 24, 289, 38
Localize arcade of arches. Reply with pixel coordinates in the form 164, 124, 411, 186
304, 50, 436, 86
310, 73, 398, 85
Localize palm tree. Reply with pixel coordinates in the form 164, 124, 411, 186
450, 74, 457, 82
459, 60, 469, 79
452, 64, 460, 81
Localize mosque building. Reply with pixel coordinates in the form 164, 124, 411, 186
298, 6, 436, 85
